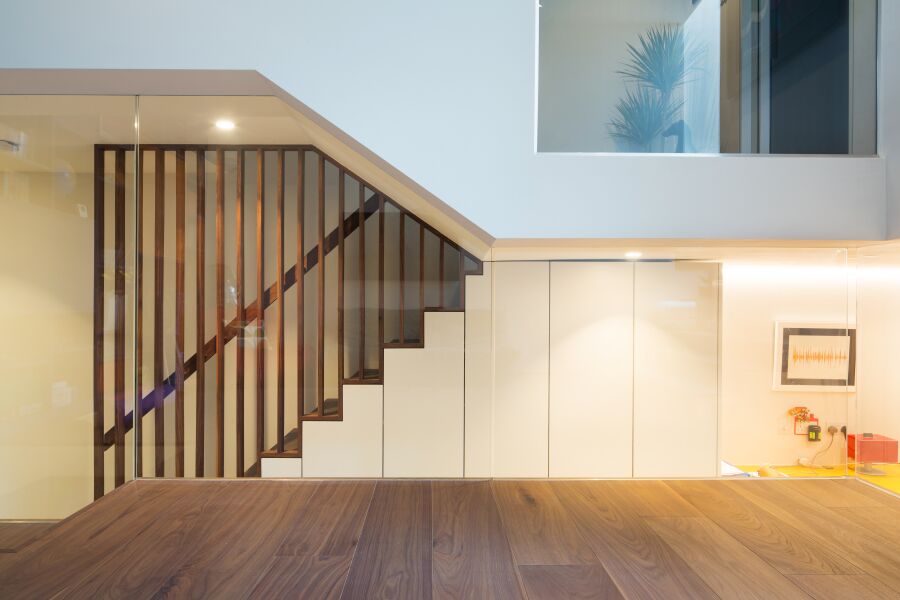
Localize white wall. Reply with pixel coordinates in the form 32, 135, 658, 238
0, 0, 888, 240
720, 258, 853, 468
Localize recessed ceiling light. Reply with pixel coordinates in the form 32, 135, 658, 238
215, 119, 235, 131
625, 251, 642, 259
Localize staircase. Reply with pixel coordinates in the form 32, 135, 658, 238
93, 144, 482, 496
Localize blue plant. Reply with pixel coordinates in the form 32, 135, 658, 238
609, 86, 683, 152
609, 24, 702, 152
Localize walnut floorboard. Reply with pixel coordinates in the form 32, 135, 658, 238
646, 516, 810, 599
796, 479, 892, 508
340, 481, 432, 599
0, 479, 898, 599
491, 480, 596, 566
667, 480, 860, 575
830, 506, 900, 547
729, 480, 900, 595
432, 481, 524, 599
58, 483, 220, 600
248, 482, 375, 599
519, 565, 624, 600
0, 482, 176, 599
0, 521, 56, 552
552, 481, 719, 599
787, 574, 900, 600
151, 481, 319, 599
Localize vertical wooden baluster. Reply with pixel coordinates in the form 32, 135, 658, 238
338, 170, 345, 393
458, 243, 465, 309
114, 149, 126, 488
135, 149, 144, 479
399, 210, 405, 343
215, 149, 225, 477
93, 147, 104, 500
276, 150, 285, 452
175, 149, 186, 478
153, 150, 165, 478
235, 150, 245, 476
419, 221, 425, 343
358, 183, 365, 379
439, 241, 445, 310
296, 151, 305, 437
256, 150, 266, 457
378, 194, 385, 377
195, 151, 206, 477
317, 154, 325, 417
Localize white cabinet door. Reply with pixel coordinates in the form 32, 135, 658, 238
633, 262, 719, 478
549, 262, 634, 477
384, 312, 465, 477
492, 261, 550, 477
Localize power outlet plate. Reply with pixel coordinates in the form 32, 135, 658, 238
827, 422, 847, 436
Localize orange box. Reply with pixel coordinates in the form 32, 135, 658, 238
849, 434, 899, 464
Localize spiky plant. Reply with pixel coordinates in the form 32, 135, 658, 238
617, 24, 698, 100
608, 23, 702, 152
608, 86, 683, 152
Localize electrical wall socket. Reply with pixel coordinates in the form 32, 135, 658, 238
828, 422, 847, 436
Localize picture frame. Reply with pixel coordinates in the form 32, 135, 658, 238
773, 322, 856, 392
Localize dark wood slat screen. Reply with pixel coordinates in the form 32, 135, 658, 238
317, 153, 325, 418
93, 143, 482, 495
256, 150, 266, 457
337, 170, 345, 395
113, 150, 126, 487
92, 148, 104, 500
296, 151, 305, 447
236, 150, 245, 476
153, 150, 165, 478
135, 149, 144, 479
215, 149, 226, 477
175, 150, 186, 478
276, 150, 286, 453
196, 151, 206, 477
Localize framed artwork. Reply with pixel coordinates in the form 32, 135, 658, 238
773, 322, 856, 392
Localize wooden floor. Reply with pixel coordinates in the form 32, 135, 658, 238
1, 479, 899, 599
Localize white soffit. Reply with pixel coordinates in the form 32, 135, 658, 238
0, 68, 494, 258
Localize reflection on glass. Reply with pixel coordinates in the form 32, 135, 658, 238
718, 248, 851, 479
538, 0, 877, 155
856, 243, 900, 493
0, 95, 136, 519
539, 0, 720, 153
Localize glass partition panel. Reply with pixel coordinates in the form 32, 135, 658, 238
0, 95, 137, 519
539, 0, 721, 153
856, 243, 900, 493
719, 248, 852, 478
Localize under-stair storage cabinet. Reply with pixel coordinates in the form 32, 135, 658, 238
549, 262, 634, 477
633, 262, 719, 478
492, 261, 550, 477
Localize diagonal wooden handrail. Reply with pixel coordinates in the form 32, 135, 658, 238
101, 194, 381, 449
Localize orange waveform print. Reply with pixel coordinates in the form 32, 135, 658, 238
791, 346, 849, 367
